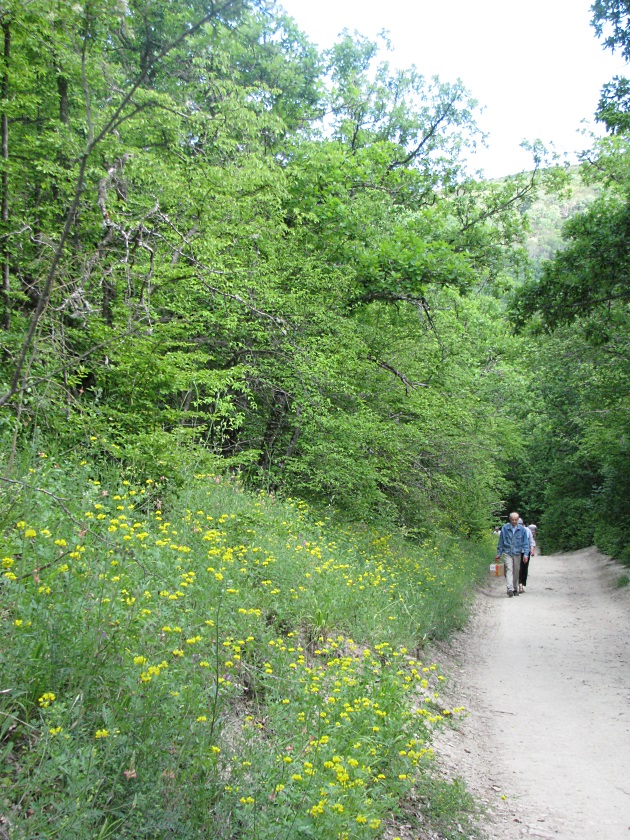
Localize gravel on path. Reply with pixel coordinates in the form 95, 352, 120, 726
432, 547, 630, 840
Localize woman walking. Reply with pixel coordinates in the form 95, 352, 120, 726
519, 523, 536, 592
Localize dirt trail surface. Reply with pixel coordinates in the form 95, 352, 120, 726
433, 548, 630, 839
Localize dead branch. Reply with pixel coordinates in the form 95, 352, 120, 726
366, 354, 428, 394
0, 2, 236, 409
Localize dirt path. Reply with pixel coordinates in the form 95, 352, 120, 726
433, 547, 630, 839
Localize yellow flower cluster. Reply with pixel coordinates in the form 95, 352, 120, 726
3, 471, 471, 837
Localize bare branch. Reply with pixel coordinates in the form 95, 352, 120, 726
367, 354, 428, 394
387, 93, 458, 171
456, 169, 539, 235
0, 477, 80, 525
81, 13, 93, 146
0, 2, 236, 408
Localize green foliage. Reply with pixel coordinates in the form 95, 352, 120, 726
508, 146, 630, 562
592, 0, 630, 60
516, 192, 630, 328
504, 0, 630, 553
592, 0, 630, 130
0, 1, 541, 538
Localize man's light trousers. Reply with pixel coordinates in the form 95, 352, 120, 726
501, 552, 521, 595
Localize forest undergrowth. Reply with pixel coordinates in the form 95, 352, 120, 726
0, 444, 489, 839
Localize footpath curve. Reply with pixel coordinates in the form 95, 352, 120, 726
433, 547, 630, 839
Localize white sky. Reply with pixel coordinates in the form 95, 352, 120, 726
279, 0, 628, 177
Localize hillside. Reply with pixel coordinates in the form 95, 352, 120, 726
525, 169, 601, 268
0, 453, 490, 838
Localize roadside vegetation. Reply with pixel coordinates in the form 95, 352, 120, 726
0, 445, 488, 838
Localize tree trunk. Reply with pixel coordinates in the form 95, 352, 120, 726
283, 405, 302, 461
57, 73, 69, 125
1, 21, 10, 330
258, 389, 290, 471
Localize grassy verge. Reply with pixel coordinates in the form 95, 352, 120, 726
0, 451, 490, 839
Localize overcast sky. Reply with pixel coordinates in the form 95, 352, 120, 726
279, 0, 627, 177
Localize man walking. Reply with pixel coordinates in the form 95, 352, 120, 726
496, 512, 530, 598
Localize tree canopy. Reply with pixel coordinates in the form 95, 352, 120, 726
504, 3, 630, 559
0, 0, 547, 539
6, 0, 628, 560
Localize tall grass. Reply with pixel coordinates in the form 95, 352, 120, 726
0, 449, 489, 838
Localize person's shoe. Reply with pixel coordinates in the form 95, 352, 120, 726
507, 591, 514, 597
513, 590, 519, 596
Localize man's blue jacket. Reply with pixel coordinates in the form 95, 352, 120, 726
497, 523, 530, 557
